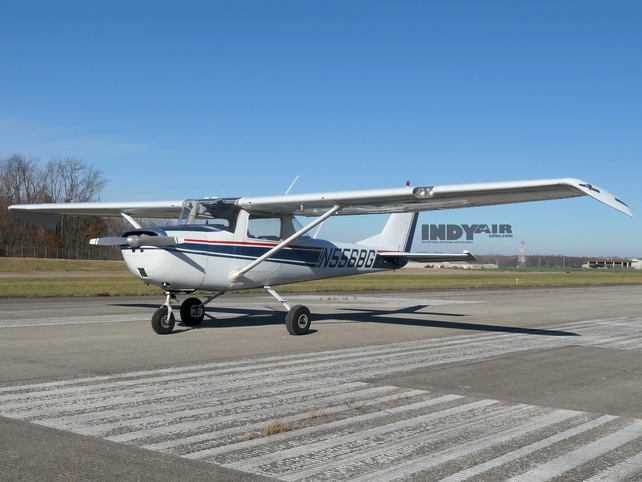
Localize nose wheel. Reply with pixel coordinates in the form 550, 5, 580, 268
151, 306, 175, 334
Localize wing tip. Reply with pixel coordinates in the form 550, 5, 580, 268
576, 180, 633, 217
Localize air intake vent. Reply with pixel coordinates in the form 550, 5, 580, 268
138, 268, 148, 278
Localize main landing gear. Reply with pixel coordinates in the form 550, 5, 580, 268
149, 286, 312, 336
265, 286, 312, 335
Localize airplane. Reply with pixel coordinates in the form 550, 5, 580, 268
8, 178, 632, 336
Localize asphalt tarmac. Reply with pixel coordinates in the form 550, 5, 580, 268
1, 285, 641, 481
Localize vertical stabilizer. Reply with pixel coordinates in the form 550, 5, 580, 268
357, 212, 418, 251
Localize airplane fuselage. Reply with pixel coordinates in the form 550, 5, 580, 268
121, 225, 404, 292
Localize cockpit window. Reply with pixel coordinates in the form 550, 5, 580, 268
177, 199, 238, 232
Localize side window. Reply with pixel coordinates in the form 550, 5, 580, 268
247, 215, 281, 241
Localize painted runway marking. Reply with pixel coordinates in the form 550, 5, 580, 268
1, 316, 641, 481
0, 314, 148, 328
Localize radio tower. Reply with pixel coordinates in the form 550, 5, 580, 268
518, 240, 526, 268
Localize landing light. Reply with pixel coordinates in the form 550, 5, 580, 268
413, 186, 433, 199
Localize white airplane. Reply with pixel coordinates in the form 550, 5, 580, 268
8, 178, 632, 336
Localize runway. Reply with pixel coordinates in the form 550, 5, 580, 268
1, 286, 641, 481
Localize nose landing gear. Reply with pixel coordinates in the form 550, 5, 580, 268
150, 291, 225, 335
151, 306, 175, 334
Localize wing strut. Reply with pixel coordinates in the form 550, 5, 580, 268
121, 213, 142, 229
228, 205, 341, 282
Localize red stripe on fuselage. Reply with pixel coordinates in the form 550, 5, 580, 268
183, 239, 323, 251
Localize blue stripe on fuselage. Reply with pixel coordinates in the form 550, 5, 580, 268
134, 240, 395, 270
180, 241, 321, 267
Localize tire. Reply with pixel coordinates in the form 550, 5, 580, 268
285, 305, 311, 335
180, 297, 205, 326
151, 307, 175, 335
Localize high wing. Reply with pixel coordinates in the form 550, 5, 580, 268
7, 178, 632, 230
238, 178, 632, 217
8, 201, 184, 230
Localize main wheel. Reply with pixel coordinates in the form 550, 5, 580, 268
180, 297, 205, 326
151, 307, 175, 335
285, 305, 311, 335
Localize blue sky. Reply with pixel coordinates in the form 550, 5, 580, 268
1, 1, 640, 257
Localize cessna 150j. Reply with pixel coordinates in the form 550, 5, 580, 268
9, 178, 632, 336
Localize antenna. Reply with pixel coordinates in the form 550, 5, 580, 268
518, 240, 526, 268
285, 174, 323, 236
284, 175, 300, 195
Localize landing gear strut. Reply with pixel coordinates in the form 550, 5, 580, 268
151, 292, 177, 335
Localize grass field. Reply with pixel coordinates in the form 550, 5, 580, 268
0, 258, 129, 273
1, 257, 641, 298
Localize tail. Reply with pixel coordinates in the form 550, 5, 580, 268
357, 212, 419, 251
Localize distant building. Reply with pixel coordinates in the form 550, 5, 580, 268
586, 258, 635, 269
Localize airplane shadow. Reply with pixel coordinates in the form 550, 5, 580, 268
322, 308, 578, 337
110, 302, 579, 337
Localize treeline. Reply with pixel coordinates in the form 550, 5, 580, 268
0, 154, 120, 257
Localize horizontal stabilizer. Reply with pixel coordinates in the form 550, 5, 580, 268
379, 250, 477, 263
90, 235, 182, 248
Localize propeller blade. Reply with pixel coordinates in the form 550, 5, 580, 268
89, 235, 181, 247
90, 237, 128, 246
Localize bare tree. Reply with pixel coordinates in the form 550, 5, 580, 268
0, 155, 51, 249
0, 154, 49, 204
43, 157, 108, 253
46, 157, 107, 203
0, 155, 109, 256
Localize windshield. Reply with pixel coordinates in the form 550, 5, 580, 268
177, 199, 239, 231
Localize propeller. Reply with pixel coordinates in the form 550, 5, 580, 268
90, 235, 181, 247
